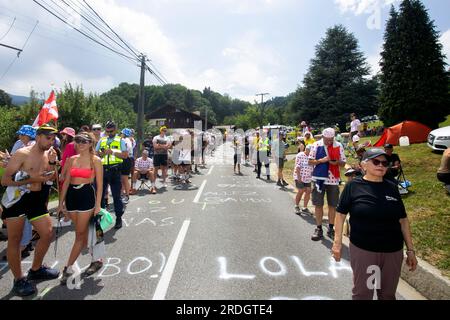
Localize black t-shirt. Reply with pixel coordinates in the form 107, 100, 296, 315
385, 153, 401, 178
336, 177, 407, 253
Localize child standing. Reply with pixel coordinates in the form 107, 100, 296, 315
294, 142, 313, 215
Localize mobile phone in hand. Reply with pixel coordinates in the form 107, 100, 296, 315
43, 171, 55, 177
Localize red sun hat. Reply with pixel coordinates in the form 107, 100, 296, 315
60, 127, 76, 138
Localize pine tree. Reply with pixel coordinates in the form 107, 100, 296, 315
290, 25, 378, 130
379, 0, 449, 128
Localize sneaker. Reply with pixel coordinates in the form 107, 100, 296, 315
122, 195, 129, 204
276, 180, 283, 187
327, 228, 335, 240
302, 208, 312, 215
13, 278, 36, 297
282, 180, 289, 186
60, 266, 73, 286
256, 176, 261, 179
311, 228, 324, 241
114, 218, 123, 230
59, 218, 72, 227
294, 206, 301, 215
267, 176, 271, 181
27, 265, 60, 280
84, 261, 103, 277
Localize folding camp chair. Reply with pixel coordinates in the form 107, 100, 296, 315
397, 168, 411, 196
136, 173, 152, 191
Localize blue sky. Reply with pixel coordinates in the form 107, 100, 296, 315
0, 0, 449, 102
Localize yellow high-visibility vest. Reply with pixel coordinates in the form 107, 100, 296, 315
99, 136, 123, 165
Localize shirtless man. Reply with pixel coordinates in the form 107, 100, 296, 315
1, 125, 60, 296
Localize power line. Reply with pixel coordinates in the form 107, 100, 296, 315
45, 0, 136, 60
60, 0, 139, 59
82, 0, 141, 59
0, 21, 38, 82
0, 14, 136, 66
0, 17, 16, 41
33, 0, 137, 62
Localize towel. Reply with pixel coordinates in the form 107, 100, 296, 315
1, 171, 31, 208
327, 145, 341, 180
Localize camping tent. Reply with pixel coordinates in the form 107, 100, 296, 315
374, 121, 432, 147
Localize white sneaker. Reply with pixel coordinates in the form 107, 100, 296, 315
59, 218, 72, 227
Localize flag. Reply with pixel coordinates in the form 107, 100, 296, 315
32, 90, 59, 127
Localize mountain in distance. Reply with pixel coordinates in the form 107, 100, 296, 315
8, 94, 30, 106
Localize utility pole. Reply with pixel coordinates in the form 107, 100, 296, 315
255, 93, 270, 127
205, 107, 208, 131
137, 54, 146, 157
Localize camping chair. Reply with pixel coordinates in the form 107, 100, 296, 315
397, 168, 411, 196
136, 173, 152, 191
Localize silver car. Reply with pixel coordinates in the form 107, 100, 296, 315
428, 126, 450, 151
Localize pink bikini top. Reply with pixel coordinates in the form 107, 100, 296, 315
70, 167, 94, 179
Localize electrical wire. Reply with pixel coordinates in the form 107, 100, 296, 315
33, 0, 137, 62
0, 17, 16, 41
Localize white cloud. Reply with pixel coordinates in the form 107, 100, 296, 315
335, 0, 398, 15
367, 43, 383, 75
2, 61, 115, 96
187, 30, 282, 102
440, 29, 450, 64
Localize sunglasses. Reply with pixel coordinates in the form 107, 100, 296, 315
75, 137, 91, 144
370, 159, 389, 167
105, 130, 115, 134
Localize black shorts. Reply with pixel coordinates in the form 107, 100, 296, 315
154, 154, 168, 167
66, 184, 96, 212
276, 158, 285, 169
2, 191, 49, 221
121, 158, 133, 175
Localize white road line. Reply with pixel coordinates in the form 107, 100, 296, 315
152, 219, 191, 300
207, 166, 214, 175
193, 180, 207, 203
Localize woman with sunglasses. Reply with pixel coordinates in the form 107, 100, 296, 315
58, 132, 103, 284
332, 148, 417, 300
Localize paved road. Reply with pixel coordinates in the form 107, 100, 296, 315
0, 142, 406, 300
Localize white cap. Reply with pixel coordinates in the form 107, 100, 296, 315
322, 128, 335, 138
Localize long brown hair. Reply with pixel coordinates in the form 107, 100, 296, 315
75, 132, 96, 160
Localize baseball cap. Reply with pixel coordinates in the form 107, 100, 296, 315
362, 148, 387, 161
384, 144, 394, 149
16, 125, 36, 139
36, 124, 58, 136
60, 127, 76, 138
92, 124, 102, 130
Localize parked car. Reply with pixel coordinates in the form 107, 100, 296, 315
428, 126, 450, 151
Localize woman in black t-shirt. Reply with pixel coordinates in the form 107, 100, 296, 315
332, 148, 417, 300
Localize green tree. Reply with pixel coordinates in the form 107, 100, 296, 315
379, 1, 450, 128
290, 25, 379, 130
0, 89, 12, 107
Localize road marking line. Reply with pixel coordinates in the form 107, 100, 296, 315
152, 219, 191, 300
193, 180, 207, 203
207, 166, 214, 175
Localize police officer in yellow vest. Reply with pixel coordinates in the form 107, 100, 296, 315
255, 129, 271, 180
96, 121, 128, 229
